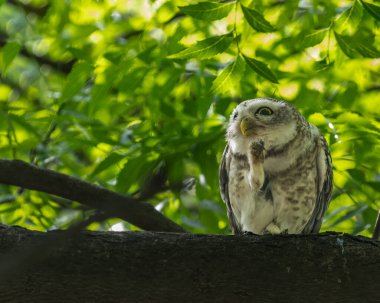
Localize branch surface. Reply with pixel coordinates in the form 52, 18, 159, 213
0, 227, 379, 303
0, 159, 186, 233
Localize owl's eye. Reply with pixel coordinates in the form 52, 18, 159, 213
233, 112, 238, 120
256, 107, 273, 116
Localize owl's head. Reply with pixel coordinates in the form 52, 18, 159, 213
226, 98, 302, 153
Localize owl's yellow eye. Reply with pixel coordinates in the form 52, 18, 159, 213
256, 107, 273, 116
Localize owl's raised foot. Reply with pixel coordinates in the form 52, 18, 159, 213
250, 140, 266, 162
248, 171, 264, 192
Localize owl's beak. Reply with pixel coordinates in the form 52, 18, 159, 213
240, 118, 255, 136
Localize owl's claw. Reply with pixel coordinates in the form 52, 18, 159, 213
247, 139, 266, 191
263, 222, 282, 235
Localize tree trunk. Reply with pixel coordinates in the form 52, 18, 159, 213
0, 226, 379, 303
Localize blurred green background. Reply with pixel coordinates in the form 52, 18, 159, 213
0, 0, 379, 236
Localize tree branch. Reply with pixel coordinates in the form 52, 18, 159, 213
0, 227, 379, 302
0, 159, 187, 233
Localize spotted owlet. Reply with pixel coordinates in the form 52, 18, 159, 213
219, 98, 333, 234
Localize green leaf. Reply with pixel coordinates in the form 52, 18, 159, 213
360, 0, 380, 20
211, 56, 245, 93
243, 55, 278, 83
355, 42, 380, 58
334, 0, 363, 35
66, 47, 89, 61
168, 33, 233, 59
334, 31, 358, 58
328, 204, 368, 228
241, 5, 275, 33
366, 182, 380, 192
8, 114, 39, 137
334, 30, 380, 58
0, 42, 21, 76
90, 153, 125, 177
116, 156, 158, 193
302, 28, 329, 48
59, 62, 92, 102
179, 1, 234, 21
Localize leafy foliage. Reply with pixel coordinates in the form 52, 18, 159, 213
168, 33, 234, 59
178, 1, 234, 21
0, 0, 379, 236
211, 55, 245, 93
240, 4, 275, 33
243, 55, 278, 83
302, 29, 329, 48
0, 41, 20, 76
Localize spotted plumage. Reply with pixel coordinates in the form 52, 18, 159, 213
219, 98, 333, 234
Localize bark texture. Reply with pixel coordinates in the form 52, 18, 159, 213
0, 226, 379, 303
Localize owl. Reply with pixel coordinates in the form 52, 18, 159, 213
219, 98, 333, 235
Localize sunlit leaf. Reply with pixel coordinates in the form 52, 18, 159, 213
116, 156, 159, 194
91, 153, 126, 177
334, 31, 358, 58
59, 62, 92, 102
334, 0, 363, 35
355, 42, 380, 58
323, 205, 352, 222
67, 47, 89, 61
211, 55, 245, 93
8, 114, 39, 137
328, 204, 368, 228
241, 5, 275, 32
302, 28, 329, 48
168, 33, 233, 59
243, 55, 278, 83
352, 223, 371, 235
179, 1, 234, 21
334, 30, 380, 58
360, 0, 380, 20
0, 42, 21, 76
118, 66, 149, 94
366, 182, 380, 192
346, 168, 365, 182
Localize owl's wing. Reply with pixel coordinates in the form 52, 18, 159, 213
219, 145, 241, 234
303, 135, 333, 233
